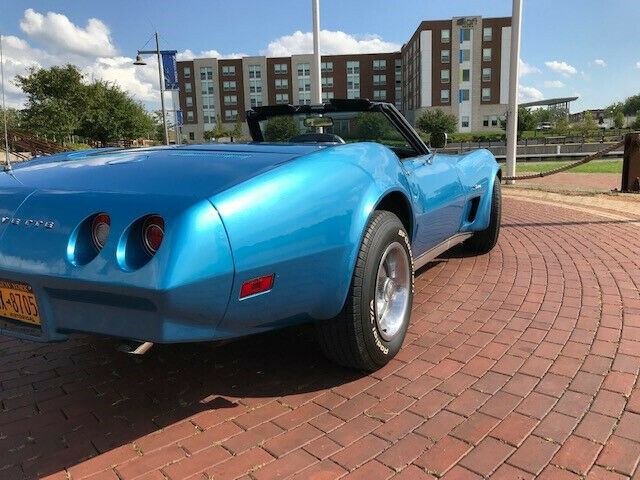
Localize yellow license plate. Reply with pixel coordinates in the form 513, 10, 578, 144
0, 280, 41, 325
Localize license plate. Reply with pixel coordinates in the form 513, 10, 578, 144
0, 280, 40, 325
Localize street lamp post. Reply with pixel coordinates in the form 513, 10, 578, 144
0, 33, 11, 171
134, 32, 169, 146
505, 0, 523, 184
311, 0, 322, 104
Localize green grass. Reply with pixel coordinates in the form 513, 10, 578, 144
515, 159, 623, 174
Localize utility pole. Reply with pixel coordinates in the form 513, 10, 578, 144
505, 0, 523, 184
134, 32, 169, 145
311, 0, 322, 104
0, 33, 11, 171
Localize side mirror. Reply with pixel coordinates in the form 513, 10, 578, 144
430, 132, 447, 149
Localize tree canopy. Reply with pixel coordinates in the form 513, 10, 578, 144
354, 112, 390, 140
263, 116, 300, 142
14, 64, 155, 144
416, 109, 457, 134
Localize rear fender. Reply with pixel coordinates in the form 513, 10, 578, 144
456, 149, 500, 232
211, 143, 413, 337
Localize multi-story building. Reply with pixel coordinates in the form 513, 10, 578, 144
177, 15, 511, 142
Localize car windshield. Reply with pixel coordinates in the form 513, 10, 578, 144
258, 111, 412, 150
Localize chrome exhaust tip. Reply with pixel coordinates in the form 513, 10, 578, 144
117, 341, 154, 355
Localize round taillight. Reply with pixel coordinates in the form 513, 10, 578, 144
142, 215, 164, 256
91, 213, 110, 251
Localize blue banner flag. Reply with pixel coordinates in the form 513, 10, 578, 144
176, 110, 183, 126
161, 50, 179, 90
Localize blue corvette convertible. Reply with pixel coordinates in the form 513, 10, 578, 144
0, 99, 500, 370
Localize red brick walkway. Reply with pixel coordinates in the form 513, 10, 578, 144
2, 197, 640, 480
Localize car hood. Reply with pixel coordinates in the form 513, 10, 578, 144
6, 143, 327, 199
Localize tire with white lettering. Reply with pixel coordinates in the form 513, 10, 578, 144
316, 211, 414, 371
465, 176, 501, 254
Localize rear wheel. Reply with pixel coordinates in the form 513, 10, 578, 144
464, 177, 501, 254
316, 211, 414, 371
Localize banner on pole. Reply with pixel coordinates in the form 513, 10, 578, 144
161, 50, 179, 90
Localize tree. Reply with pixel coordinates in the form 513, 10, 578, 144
613, 111, 625, 129
263, 115, 299, 142
0, 107, 22, 131
631, 116, 640, 131
578, 110, 597, 135
416, 109, 457, 134
553, 117, 570, 135
230, 118, 244, 141
500, 106, 536, 136
622, 95, 640, 116
354, 112, 390, 140
15, 65, 86, 141
78, 81, 155, 145
203, 117, 228, 142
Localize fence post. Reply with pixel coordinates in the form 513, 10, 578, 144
622, 132, 640, 192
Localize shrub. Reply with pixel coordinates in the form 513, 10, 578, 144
416, 109, 457, 134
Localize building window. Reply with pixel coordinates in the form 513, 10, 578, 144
201, 95, 215, 111
222, 65, 235, 76
441, 69, 450, 83
187, 111, 194, 121
322, 91, 334, 101
248, 65, 261, 79
441, 50, 450, 63
460, 49, 471, 62
275, 93, 289, 104
482, 68, 491, 82
482, 87, 491, 101
347, 61, 360, 99
224, 110, 238, 120
186, 96, 193, 107
460, 28, 471, 42
203, 114, 215, 124
322, 76, 333, 88
460, 89, 470, 101
373, 90, 387, 100
275, 78, 288, 89
373, 74, 386, 85
224, 95, 237, 105
321, 62, 333, 72
201, 80, 214, 95
249, 79, 262, 93
250, 94, 262, 107
200, 67, 213, 80
298, 78, 311, 92
483, 116, 490, 127
441, 89, 450, 103
373, 59, 386, 70
299, 91, 311, 104
462, 69, 470, 82
274, 63, 288, 74
483, 27, 492, 42
223, 81, 236, 91
189, 132, 195, 140
461, 116, 470, 128
491, 115, 498, 127
183, 67, 191, 78
297, 63, 311, 76
483, 48, 492, 61
441, 29, 450, 43
185, 82, 192, 93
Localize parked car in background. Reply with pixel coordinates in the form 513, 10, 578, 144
0, 99, 501, 370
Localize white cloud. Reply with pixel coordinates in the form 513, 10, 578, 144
519, 85, 544, 103
176, 49, 247, 61
593, 59, 606, 67
636, 61, 640, 69
262, 30, 400, 56
19, 8, 116, 57
519, 59, 540, 76
545, 60, 577, 77
543, 80, 565, 88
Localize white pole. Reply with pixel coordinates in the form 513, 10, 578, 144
311, 0, 322, 104
0, 33, 11, 170
505, 0, 522, 184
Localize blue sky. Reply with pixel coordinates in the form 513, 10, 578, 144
1, 0, 639, 112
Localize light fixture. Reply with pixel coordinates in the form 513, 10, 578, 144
133, 53, 146, 66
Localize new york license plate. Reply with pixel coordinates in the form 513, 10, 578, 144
0, 280, 41, 325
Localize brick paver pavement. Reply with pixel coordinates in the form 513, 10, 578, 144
1, 197, 639, 479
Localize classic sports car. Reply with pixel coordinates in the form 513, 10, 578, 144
0, 99, 500, 370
